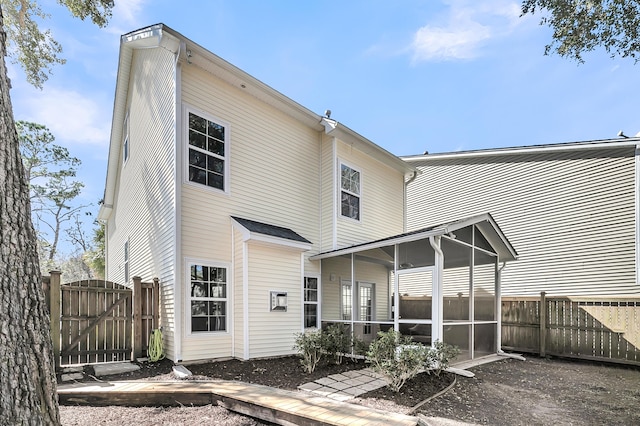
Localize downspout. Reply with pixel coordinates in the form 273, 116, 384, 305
429, 235, 443, 344
172, 41, 183, 361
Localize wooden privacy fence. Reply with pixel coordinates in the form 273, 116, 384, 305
502, 292, 640, 366
43, 272, 159, 367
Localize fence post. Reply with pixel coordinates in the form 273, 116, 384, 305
152, 277, 160, 329
540, 291, 547, 357
49, 271, 61, 368
132, 276, 142, 360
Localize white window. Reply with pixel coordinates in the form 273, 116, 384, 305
341, 281, 352, 320
186, 110, 228, 191
189, 263, 228, 333
123, 111, 130, 164
124, 240, 129, 283
340, 163, 360, 220
304, 277, 319, 328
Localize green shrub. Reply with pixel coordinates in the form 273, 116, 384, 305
293, 330, 324, 373
322, 323, 352, 365
366, 329, 431, 392
427, 340, 460, 376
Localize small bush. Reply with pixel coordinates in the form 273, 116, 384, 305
366, 329, 431, 392
323, 323, 352, 365
293, 330, 324, 373
427, 340, 460, 376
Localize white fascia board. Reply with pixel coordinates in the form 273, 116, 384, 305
403, 138, 640, 162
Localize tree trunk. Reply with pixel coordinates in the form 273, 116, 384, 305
0, 7, 60, 425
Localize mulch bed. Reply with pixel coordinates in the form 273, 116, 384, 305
62, 355, 455, 409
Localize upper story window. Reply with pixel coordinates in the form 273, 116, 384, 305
123, 111, 130, 164
187, 110, 228, 192
340, 163, 360, 220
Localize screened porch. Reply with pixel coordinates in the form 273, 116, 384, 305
311, 213, 517, 362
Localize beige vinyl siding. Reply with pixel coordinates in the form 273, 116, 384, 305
406, 148, 638, 296
233, 228, 245, 358
179, 65, 322, 357
105, 46, 177, 358
321, 134, 336, 251
247, 244, 302, 358
336, 140, 405, 248
180, 64, 320, 262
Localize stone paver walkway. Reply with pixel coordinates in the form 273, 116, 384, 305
298, 368, 388, 401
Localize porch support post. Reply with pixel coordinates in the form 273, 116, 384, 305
540, 291, 547, 357
430, 236, 444, 343
393, 244, 399, 332
496, 260, 503, 353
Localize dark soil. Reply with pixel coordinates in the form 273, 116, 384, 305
59, 354, 640, 426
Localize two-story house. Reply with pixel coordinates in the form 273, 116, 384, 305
99, 24, 517, 364
98, 24, 414, 363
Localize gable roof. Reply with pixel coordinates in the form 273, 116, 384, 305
98, 23, 413, 221
310, 213, 517, 262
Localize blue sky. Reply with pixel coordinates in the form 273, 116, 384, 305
8, 0, 640, 248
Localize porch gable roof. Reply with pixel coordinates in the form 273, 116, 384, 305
310, 213, 517, 262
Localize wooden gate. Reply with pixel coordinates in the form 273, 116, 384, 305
43, 272, 159, 367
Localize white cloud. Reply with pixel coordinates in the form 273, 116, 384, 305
410, 0, 522, 62
106, 0, 148, 34
19, 87, 110, 148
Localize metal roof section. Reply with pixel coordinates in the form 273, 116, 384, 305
402, 137, 640, 163
231, 217, 313, 251
310, 213, 517, 262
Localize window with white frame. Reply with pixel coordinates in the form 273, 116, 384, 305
304, 277, 319, 328
190, 264, 228, 332
124, 240, 129, 284
187, 110, 227, 191
123, 111, 130, 163
340, 163, 360, 220
341, 281, 352, 320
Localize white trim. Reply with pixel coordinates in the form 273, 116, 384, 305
182, 102, 231, 195
242, 240, 249, 360
338, 159, 362, 223
184, 258, 231, 336
331, 137, 338, 249
303, 273, 321, 329
173, 54, 183, 361
636, 145, 640, 288
230, 226, 236, 358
